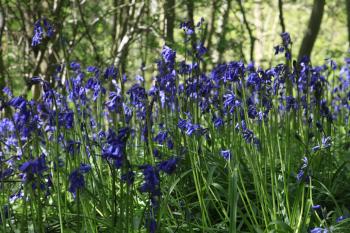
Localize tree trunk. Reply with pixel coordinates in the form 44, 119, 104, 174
0, 2, 6, 92
217, 0, 232, 63
203, 0, 218, 71
186, 0, 196, 48
346, 0, 350, 47
164, 0, 175, 44
297, 0, 325, 61
236, 0, 255, 61
278, 0, 286, 33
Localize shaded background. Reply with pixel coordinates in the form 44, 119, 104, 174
0, 0, 349, 97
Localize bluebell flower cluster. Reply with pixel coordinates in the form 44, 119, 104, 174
1, 19, 349, 233
296, 157, 309, 182
68, 163, 91, 198
31, 17, 54, 46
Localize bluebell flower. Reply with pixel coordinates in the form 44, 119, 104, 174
336, 215, 348, 223
321, 136, 332, 149
43, 18, 54, 37
153, 148, 161, 159
86, 66, 99, 74
157, 157, 179, 174
0, 118, 15, 135
31, 18, 54, 46
104, 66, 118, 79
8, 97, 27, 111
285, 96, 298, 111
212, 116, 224, 128
2, 87, 13, 97
223, 91, 238, 113
153, 131, 168, 144
105, 91, 123, 112
180, 21, 194, 35
247, 72, 261, 91
148, 218, 157, 233
19, 154, 47, 179
9, 188, 24, 203
70, 61, 81, 71
121, 171, 135, 185
312, 145, 321, 152
68, 170, 85, 198
220, 150, 231, 160
310, 227, 328, 233
0, 168, 14, 180
280, 32, 292, 46
139, 165, 160, 196
296, 156, 309, 182
167, 138, 174, 149
31, 19, 43, 46
161, 45, 176, 66
196, 42, 207, 58
274, 45, 284, 55
247, 104, 258, 119
79, 163, 91, 173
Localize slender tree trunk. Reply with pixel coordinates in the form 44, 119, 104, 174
0, 3, 6, 92
298, 0, 325, 61
236, 0, 255, 61
203, 0, 218, 71
346, 0, 350, 47
186, 0, 196, 48
206, 0, 218, 53
278, 0, 286, 33
217, 0, 232, 63
254, 0, 263, 64
164, 0, 175, 44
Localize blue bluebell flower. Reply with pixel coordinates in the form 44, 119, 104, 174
121, 171, 135, 185
212, 116, 224, 128
296, 157, 309, 182
19, 154, 47, 179
180, 21, 194, 35
310, 227, 328, 233
31, 18, 54, 46
196, 42, 207, 58
0, 168, 14, 180
336, 215, 348, 223
274, 45, 284, 55
42, 18, 54, 37
31, 20, 43, 46
2, 87, 13, 98
104, 66, 118, 79
280, 32, 291, 46
79, 163, 91, 173
157, 157, 179, 174
220, 150, 231, 160
139, 165, 160, 196
8, 97, 27, 111
161, 45, 176, 66
68, 170, 85, 198
153, 131, 168, 145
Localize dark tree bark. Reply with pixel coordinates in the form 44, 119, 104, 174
203, 0, 218, 71
0, 2, 6, 92
298, 0, 325, 61
164, 0, 175, 44
206, 0, 218, 53
346, 0, 350, 47
217, 0, 232, 63
278, 0, 286, 33
236, 0, 255, 61
186, 0, 196, 48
